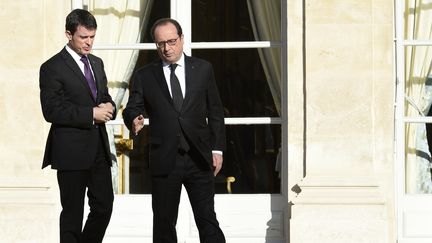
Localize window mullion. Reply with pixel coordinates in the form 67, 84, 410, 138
171, 0, 192, 56
107, 117, 282, 126
402, 40, 432, 46
93, 41, 280, 51
191, 41, 280, 49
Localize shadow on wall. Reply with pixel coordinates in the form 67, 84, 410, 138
264, 194, 292, 243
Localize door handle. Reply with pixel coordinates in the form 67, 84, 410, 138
115, 138, 133, 155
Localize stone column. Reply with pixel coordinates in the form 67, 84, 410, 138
287, 0, 395, 242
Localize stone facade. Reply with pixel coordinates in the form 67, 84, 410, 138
0, 0, 395, 242
288, 0, 394, 242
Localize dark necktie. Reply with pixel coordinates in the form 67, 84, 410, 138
169, 63, 189, 152
80, 56, 97, 99
170, 64, 183, 112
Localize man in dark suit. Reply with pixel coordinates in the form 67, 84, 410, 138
123, 18, 226, 243
39, 9, 116, 243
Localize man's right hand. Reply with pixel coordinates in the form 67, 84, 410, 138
93, 102, 114, 123
132, 115, 144, 135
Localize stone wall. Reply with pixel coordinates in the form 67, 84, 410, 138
0, 0, 396, 242
0, 1, 70, 242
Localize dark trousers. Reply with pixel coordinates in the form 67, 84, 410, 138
152, 150, 225, 243
57, 138, 113, 243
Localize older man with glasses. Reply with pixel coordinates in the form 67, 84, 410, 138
123, 18, 226, 243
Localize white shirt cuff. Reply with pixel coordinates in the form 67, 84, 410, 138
212, 150, 223, 155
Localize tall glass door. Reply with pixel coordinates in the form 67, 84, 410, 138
395, 0, 432, 242
78, 0, 287, 241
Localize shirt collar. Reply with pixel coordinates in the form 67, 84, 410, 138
65, 44, 85, 63
162, 53, 185, 68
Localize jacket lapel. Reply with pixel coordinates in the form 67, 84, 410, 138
60, 48, 96, 102
151, 60, 174, 107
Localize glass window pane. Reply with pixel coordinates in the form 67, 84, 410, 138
128, 124, 281, 194
221, 124, 281, 194
192, 0, 281, 42
404, 46, 432, 117
192, 0, 254, 42
192, 48, 280, 117
140, 0, 170, 43
405, 122, 432, 194
403, 46, 432, 194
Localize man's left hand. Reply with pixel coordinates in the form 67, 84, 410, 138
212, 153, 223, 176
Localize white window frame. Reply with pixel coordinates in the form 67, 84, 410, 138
394, 0, 432, 241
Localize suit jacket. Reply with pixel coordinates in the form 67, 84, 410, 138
123, 55, 226, 175
39, 47, 116, 170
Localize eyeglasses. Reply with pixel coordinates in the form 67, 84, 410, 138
155, 36, 179, 48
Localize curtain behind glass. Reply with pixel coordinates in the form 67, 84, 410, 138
88, 0, 153, 192
247, 0, 281, 115
405, 0, 432, 193
89, 0, 153, 108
